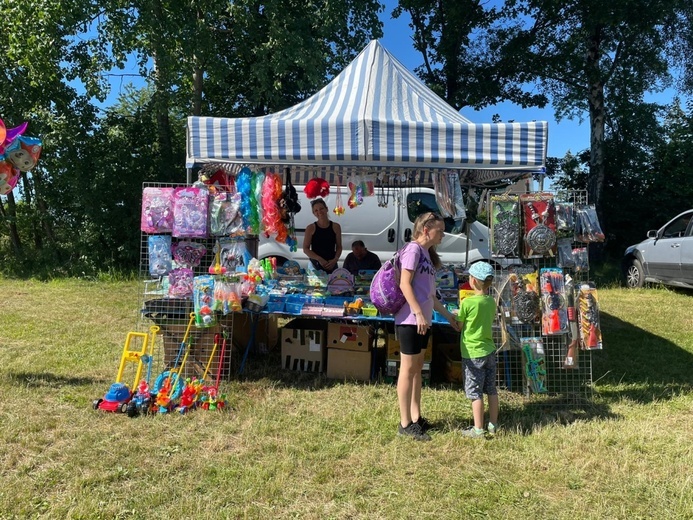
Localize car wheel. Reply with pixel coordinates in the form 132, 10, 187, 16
625, 258, 644, 288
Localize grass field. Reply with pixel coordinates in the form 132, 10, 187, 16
1, 278, 692, 519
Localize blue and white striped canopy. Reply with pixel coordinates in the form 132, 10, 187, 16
186, 40, 548, 171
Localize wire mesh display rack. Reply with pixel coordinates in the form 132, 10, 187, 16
138, 181, 236, 384
486, 189, 595, 404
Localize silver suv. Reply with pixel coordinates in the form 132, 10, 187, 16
622, 209, 693, 288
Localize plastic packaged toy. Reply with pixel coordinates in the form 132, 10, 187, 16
172, 186, 209, 238
540, 268, 568, 335
168, 268, 194, 298
575, 204, 605, 243
193, 275, 216, 326
578, 282, 603, 350
490, 194, 520, 258
141, 187, 174, 233
521, 337, 547, 394
520, 193, 557, 258
209, 191, 243, 236
148, 235, 172, 277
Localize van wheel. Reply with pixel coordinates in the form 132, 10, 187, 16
624, 258, 644, 288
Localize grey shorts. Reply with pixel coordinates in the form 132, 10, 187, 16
463, 353, 498, 400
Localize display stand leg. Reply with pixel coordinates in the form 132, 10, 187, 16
238, 312, 260, 375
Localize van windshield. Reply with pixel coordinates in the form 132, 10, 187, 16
406, 192, 457, 233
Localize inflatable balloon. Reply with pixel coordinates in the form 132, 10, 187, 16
0, 161, 20, 195
0, 121, 28, 155
6, 136, 42, 172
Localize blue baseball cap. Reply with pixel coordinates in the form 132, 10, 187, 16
468, 262, 495, 281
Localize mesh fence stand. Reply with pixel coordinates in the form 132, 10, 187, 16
139, 181, 235, 384
487, 189, 594, 404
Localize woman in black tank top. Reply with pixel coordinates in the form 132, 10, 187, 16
303, 198, 342, 274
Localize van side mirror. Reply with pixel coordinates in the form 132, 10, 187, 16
647, 230, 658, 239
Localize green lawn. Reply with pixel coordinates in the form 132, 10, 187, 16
1, 279, 692, 519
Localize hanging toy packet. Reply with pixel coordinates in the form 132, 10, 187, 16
141, 187, 174, 233
148, 235, 172, 277
172, 186, 208, 238
193, 275, 216, 327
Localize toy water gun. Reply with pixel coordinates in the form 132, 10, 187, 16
563, 275, 579, 369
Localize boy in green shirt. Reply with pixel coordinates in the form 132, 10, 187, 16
457, 261, 498, 438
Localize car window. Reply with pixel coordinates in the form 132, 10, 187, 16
406, 192, 455, 232
662, 213, 692, 238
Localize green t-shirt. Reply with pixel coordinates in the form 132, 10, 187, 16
457, 294, 496, 359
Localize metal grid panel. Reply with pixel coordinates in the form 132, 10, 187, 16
139, 181, 234, 384
487, 189, 594, 403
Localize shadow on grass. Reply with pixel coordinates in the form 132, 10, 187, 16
7, 371, 99, 388
591, 311, 693, 403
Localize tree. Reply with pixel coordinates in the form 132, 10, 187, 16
0, 0, 106, 273
499, 0, 693, 211
392, 0, 547, 111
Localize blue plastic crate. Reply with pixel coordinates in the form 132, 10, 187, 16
266, 300, 285, 313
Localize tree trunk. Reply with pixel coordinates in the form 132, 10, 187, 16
192, 62, 203, 116
0, 191, 23, 257
586, 26, 606, 209
151, 0, 175, 180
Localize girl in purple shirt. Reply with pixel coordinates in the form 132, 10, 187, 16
396, 212, 459, 441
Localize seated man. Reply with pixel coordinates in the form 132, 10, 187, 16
343, 240, 382, 275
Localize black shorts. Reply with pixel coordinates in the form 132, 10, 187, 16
395, 325, 431, 356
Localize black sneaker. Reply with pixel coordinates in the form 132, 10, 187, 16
415, 416, 434, 432
398, 421, 432, 441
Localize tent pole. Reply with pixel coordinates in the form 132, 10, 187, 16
186, 168, 192, 186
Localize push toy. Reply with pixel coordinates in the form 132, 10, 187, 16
126, 326, 161, 417
152, 313, 196, 412
93, 325, 158, 413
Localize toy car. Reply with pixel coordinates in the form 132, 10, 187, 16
93, 382, 133, 413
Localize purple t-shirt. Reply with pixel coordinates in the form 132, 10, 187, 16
394, 242, 436, 325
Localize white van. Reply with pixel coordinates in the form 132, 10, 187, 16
258, 186, 492, 268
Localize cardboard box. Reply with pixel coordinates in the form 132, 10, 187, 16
326, 348, 372, 381
383, 359, 431, 385
280, 318, 327, 372
327, 322, 373, 352
159, 322, 223, 379
386, 333, 432, 362
434, 342, 463, 384
220, 313, 279, 352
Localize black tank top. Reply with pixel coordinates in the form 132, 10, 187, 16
311, 221, 337, 261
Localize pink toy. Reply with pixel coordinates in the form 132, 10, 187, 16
172, 186, 208, 238
141, 187, 174, 233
